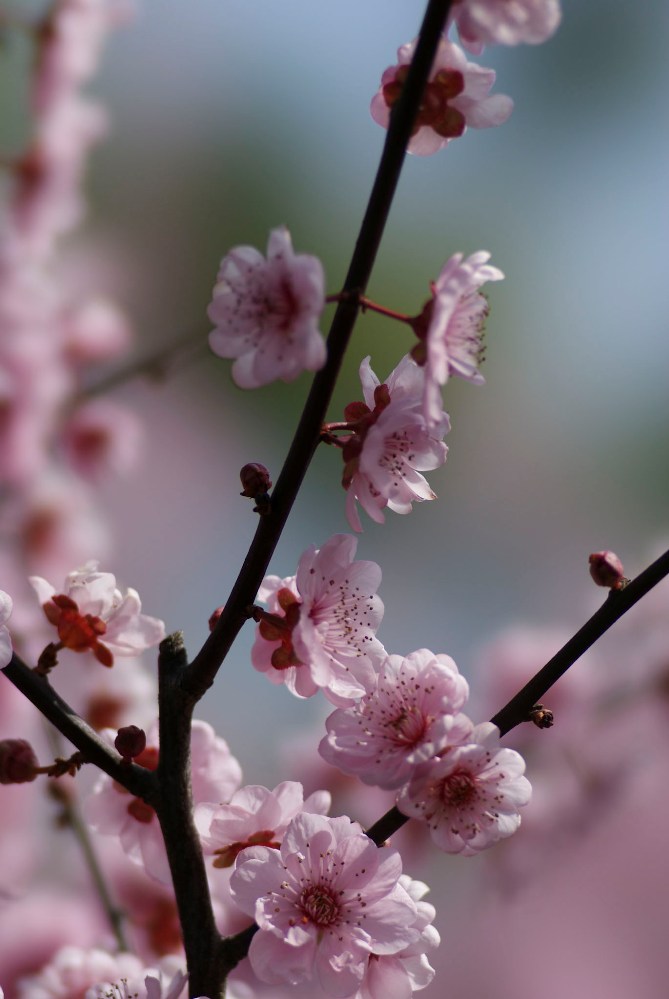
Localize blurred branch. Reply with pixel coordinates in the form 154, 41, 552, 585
186, 0, 455, 702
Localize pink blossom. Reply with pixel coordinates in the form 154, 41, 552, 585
197, 781, 331, 869
370, 38, 513, 156
412, 251, 504, 426
357, 875, 440, 998
450, 0, 562, 54
16, 946, 146, 999
320, 649, 473, 790
29, 560, 165, 666
397, 722, 532, 854
0, 589, 12, 667
341, 356, 450, 532
85, 957, 189, 999
85, 720, 242, 883
251, 534, 385, 705
59, 399, 143, 481
61, 297, 133, 366
229, 813, 419, 996
208, 226, 326, 388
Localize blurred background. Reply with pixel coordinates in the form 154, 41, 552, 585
2, 1, 669, 996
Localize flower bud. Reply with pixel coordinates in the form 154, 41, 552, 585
114, 725, 147, 762
208, 605, 224, 631
589, 550, 627, 590
240, 462, 272, 498
0, 739, 39, 784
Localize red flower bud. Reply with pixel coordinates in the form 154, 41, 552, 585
589, 550, 627, 590
0, 738, 39, 784
114, 725, 147, 762
240, 462, 272, 498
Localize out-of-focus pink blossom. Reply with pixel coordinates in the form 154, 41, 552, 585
30, 560, 165, 666
341, 356, 450, 532
208, 226, 326, 388
84, 956, 188, 999
450, 0, 562, 54
85, 720, 242, 883
397, 722, 531, 854
230, 812, 418, 997
370, 38, 513, 156
197, 780, 331, 869
59, 398, 143, 481
61, 297, 133, 366
320, 649, 472, 789
251, 534, 385, 705
16, 946, 146, 999
0, 589, 12, 667
412, 251, 504, 425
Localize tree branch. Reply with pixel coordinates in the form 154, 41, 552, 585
185, 0, 455, 702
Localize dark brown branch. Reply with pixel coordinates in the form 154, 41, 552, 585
2, 653, 157, 801
366, 547, 669, 844
154, 633, 225, 999
185, 0, 455, 702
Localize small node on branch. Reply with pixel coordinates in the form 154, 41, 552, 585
35, 641, 59, 675
0, 738, 39, 784
158, 631, 187, 670
42, 751, 86, 778
240, 462, 272, 515
208, 605, 224, 631
115, 725, 147, 763
528, 704, 554, 729
589, 550, 629, 591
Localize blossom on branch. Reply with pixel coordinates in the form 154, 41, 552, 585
0, 589, 12, 668
229, 813, 419, 997
397, 722, 531, 854
208, 226, 326, 388
411, 251, 504, 426
340, 356, 450, 532
450, 0, 562, 54
370, 38, 513, 156
29, 560, 165, 667
319, 649, 472, 789
197, 780, 331, 869
251, 534, 385, 705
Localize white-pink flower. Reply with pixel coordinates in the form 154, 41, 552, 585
397, 722, 532, 854
413, 251, 504, 426
229, 813, 419, 997
370, 38, 513, 155
16, 946, 147, 999
208, 226, 326, 388
357, 875, 440, 998
29, 560, 165, 666
251, 534, 385, 706
197, 780, 331, 869
341, 356, 450, 532
85, 720, 242, 883
85, 958, 189, 999
319, 649, 473, 790
450, 0, 562, 54
0, 590, 12, 668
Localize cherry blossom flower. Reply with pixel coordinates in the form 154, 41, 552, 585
59, 398, 143, 482
340, 356, 450, 532
357, 875, 440, 998
208, 226, 326, 388
251, 534, 385, 705
397, 722, 532, 854
0, 589, 12, 668
319, 649, 473, 790
16, 946, 147, 999
229, 813, 419, 997
197, 780, 331, 869
29, 561, 165, 667
370, 38, 513, 156
85, 720, 242, 883
411, 251, 504, 426
449, 0, 562, 54
85, 957, 190, 999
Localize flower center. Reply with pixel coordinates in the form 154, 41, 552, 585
213, 829, 281, 868
383, 66, 466, 138
300, 884, 340, 927
389, 705, 427, 747
440, 769, 477, 807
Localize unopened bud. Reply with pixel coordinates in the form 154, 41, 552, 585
528, 704, 554, 729
114, 725, 147, 762
589, 550, 628, 590
0, 738, 39, 784
209, 605, 224, 631
240, 462, 272, 498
